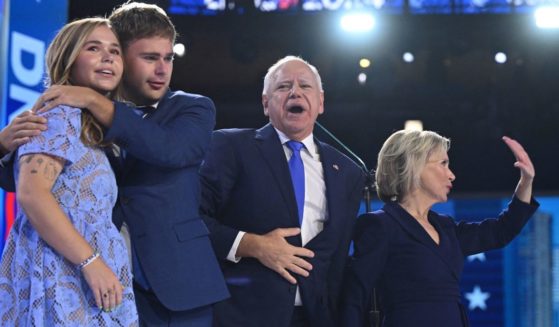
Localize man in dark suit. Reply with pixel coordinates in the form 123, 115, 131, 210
24, 2, 229, 326
0, 112, 46, 186
200, 56, 365, 327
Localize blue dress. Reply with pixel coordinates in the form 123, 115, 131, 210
0, 106, 138, 326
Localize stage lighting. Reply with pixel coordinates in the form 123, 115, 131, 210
358, 72, 367, 85
403, 52, 414, 63
340, 13, 375, 32
174, 43, 186, 57
359, 58, 371, 68
494, 52, 507, 64
404, 120, 423, 131
535, 7, 559, 29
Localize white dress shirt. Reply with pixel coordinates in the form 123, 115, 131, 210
226, 128, 328, 306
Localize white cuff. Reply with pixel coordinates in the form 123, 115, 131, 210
226, 231, 246, 263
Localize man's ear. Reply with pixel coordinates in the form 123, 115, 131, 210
262, 95, 269, 116
318, 91, 324, 115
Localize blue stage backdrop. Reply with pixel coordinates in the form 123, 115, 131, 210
0, 0, 67, 254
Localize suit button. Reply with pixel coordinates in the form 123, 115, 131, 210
289, 285, 296, 293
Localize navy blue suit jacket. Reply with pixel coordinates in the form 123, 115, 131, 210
341, 197, 539, 327
106, 90, 228, 311
199, 124, 365, 327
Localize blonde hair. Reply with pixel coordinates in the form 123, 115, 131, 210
375, 130, 450, 203
262, 55, 323, 96
45, 17, 117, 147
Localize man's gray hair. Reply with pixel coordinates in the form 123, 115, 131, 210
262, 55, 323, 96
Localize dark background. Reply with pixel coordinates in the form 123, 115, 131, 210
69, 0, 559, 195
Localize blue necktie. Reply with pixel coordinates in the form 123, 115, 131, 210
286, 141, 305, 225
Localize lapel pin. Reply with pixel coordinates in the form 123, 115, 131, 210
333, 164, 339, 171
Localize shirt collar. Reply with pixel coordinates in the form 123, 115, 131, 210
122, 100, 160, 110
274, 128, 318, 160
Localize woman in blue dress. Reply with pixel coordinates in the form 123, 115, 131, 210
0, 18, 138, 325
341, 130, 538, 327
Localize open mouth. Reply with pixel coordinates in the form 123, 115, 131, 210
97, 69, 114, 76
287, 106, 304, 114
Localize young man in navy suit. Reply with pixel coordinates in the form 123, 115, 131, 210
200, 56, 365, 327
21, 2, 229, 326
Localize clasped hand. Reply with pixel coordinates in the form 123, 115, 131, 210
238, 228, 315, 284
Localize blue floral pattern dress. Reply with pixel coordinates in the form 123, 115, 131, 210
0, 106, 138, 326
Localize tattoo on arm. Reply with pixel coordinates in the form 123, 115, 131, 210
24, 155, 35, 164
31, 157, 44, 174
43, 160, 59, 181
20, 155, 61, 181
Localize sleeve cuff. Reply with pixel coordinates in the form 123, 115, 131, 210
0, 152, 13, 167
226, 231, 246, 263
512, 194, 540, 209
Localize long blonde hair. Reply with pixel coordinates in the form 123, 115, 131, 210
45, 17, 118, 147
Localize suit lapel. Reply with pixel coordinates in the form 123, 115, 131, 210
383, 202, 461, 280
120, 91, 171, 177
303, 141, 346, 250
254, 124, 299, 226
384, 203, 437, 247
141, 89, 170, 123
316, 141, 344, 229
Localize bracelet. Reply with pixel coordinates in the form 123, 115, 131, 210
77, 251, 100, 270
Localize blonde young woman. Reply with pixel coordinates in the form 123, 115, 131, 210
0, 18, 138, 325
341, 130, 538, 327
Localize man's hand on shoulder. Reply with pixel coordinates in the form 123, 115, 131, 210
32, 85, 115, 127
236, 228, 315, 284
0, 111, 47, 155
33, 85, 95, 113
